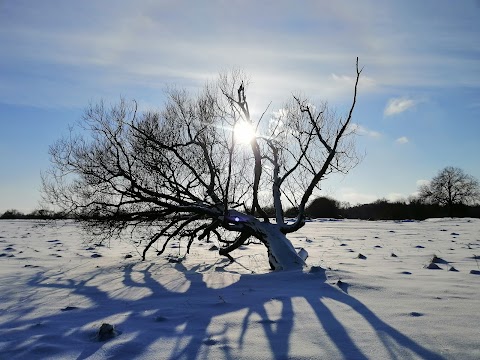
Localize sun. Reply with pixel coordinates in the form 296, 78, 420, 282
234, 121, 256, 144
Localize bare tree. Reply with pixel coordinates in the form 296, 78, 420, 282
42, 59, 362, 270
418, 166, 480, 217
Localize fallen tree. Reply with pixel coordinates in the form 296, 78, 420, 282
42, 59, 362, 270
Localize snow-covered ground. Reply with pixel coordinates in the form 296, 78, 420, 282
0, 218, 479, 359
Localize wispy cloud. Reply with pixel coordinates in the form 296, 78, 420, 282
395, 136, 409, 144
331, 73, 376, 92
1, 1, 478, 111
349, 123, 381, 138
384, 97, 417, 116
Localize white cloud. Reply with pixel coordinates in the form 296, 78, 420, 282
337, 188, 377, 205
386, 193, 405, 202
395, 136, 409, 144
416, 179, 430, 187
384, 97, 417, 116
331, 73, 376, 92
410, 179, 430, 198
331, 73, 353, 83
349, 123, 381, 138
1, 1, 477, 112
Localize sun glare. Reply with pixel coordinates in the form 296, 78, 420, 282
234, 121, 256, 144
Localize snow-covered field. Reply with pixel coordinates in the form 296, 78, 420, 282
0, 218, 479, 359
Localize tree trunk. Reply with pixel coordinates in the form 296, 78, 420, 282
221, 211, 306, 271
257, 223, 306, 271
448, 200, 454, 218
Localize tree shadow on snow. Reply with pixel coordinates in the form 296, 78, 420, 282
1, 260, 445, 359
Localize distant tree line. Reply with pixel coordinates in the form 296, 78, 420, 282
3, 167, 478, 221
0, 209, 67, 220
285, 196, 480, 220
3, 199, 480, 221
338, 198, 480, 220
271, 167, 480, 220
309, 166, 480, 220
250, 195, 480, 221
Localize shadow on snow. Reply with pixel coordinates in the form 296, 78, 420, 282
1, 260, 444, 360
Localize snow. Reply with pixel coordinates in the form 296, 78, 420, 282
1, 218, 479, 359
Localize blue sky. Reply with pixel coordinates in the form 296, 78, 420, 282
1, 0, 479, 213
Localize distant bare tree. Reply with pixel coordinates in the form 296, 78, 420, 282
418, 166, 480, 217
42, 59, 362, 270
